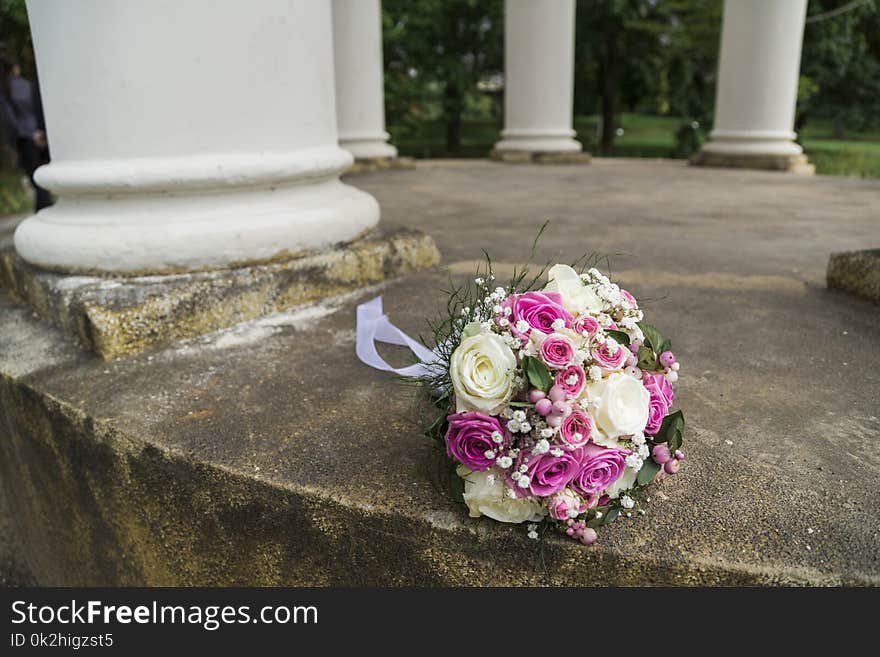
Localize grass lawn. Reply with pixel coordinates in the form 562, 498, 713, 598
389, 112, 880, 178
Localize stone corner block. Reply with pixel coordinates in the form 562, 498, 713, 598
0, 226, 440, 360
345, 156, 417, 174
489, 149, 592, 165
691, 151, 814, 175
827, 249, 880, 305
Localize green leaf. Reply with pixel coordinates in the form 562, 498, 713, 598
522, 355, 553, 392
638, 322, 663, 353
602, 507, 620, 526
659, 338, 672, 354
655, 410, 685, 444
605, 329, 631, 347
586, 504, 610, 528
450, 469, 465, 505
637, 458, 661, 486
637, 345, 657, 370
423, 413, 447, 443
668, 429, 683, 452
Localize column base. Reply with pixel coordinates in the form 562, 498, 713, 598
691, 151, 814, 175
346, 156, 417, 174
0, 226, 440, 360
339, 136, 399, 161
14, 147, 384, 274
489, 149, 592, 165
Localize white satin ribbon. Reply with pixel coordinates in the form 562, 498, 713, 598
355, 296, 442, 379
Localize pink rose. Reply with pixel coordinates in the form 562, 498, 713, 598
554, 364, 586, 399
546, 488, 588, 521
570, 442, 629, 504
509, 447, 582, 497
591, 338, 627, 370
559, 409, 593, 449
620, 289, 637, 308
540, 333, 575, 369
573, 316, 599, 337
642, 371, 674, 435
644, 394, 669, 435
642, 370, 674, 405
502, 291, 573, 340
445, 412, 509, 471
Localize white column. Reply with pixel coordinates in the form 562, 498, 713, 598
698, 0, 810, 169
15, 0, 380, 274
332, 0, 397, 160
493, 0, 581, 155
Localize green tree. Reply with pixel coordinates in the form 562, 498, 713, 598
575, 0, 676, 155
663, 0, 721, 127
800, 0, 880, 136
0, 0, 34, 77
383, 0, 502, 153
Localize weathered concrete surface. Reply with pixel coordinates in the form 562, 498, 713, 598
692, 151, 815, 175
0, 227, 439, 360
1, 159, 879, 585
0, 471, 33, 586
490, 149, 592, 164
828, 250, 880, 305
0, 212, 34, 585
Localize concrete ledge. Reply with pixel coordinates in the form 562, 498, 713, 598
1, 265, 878, 586
490, 150, 592, 165
2, 161, 878, 587
828, 249, 880, 304
0, 472, 33, 586
346, 156, 417, 174
0, 227, 439, 360
691, 152, 814, 175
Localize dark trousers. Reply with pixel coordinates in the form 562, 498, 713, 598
16, 137, 52, 211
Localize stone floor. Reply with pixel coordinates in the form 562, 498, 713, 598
1, 159, 878, 585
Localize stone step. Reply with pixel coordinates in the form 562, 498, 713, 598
1, 160, 878, 585
0, 265, 877, 585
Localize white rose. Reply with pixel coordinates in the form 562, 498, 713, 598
603, 465, 638, 499
457, 466, 547, 524
587, 372, 650, 439
450, 333, 517, 414
544, 264, 603, 315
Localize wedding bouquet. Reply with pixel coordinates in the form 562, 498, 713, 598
357, 250, 686, 546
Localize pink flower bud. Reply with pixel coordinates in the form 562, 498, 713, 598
548, 385, 566, 403
659, 351, 676, 367
528, 389, 546, 403
535, 398, 553, 416
580, 528, 598, 545
664, 458, 681, 475
547, 414, 563, 428
674, 450, 685, 461
551, 400, 571, 416
652, 443, 672, 464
